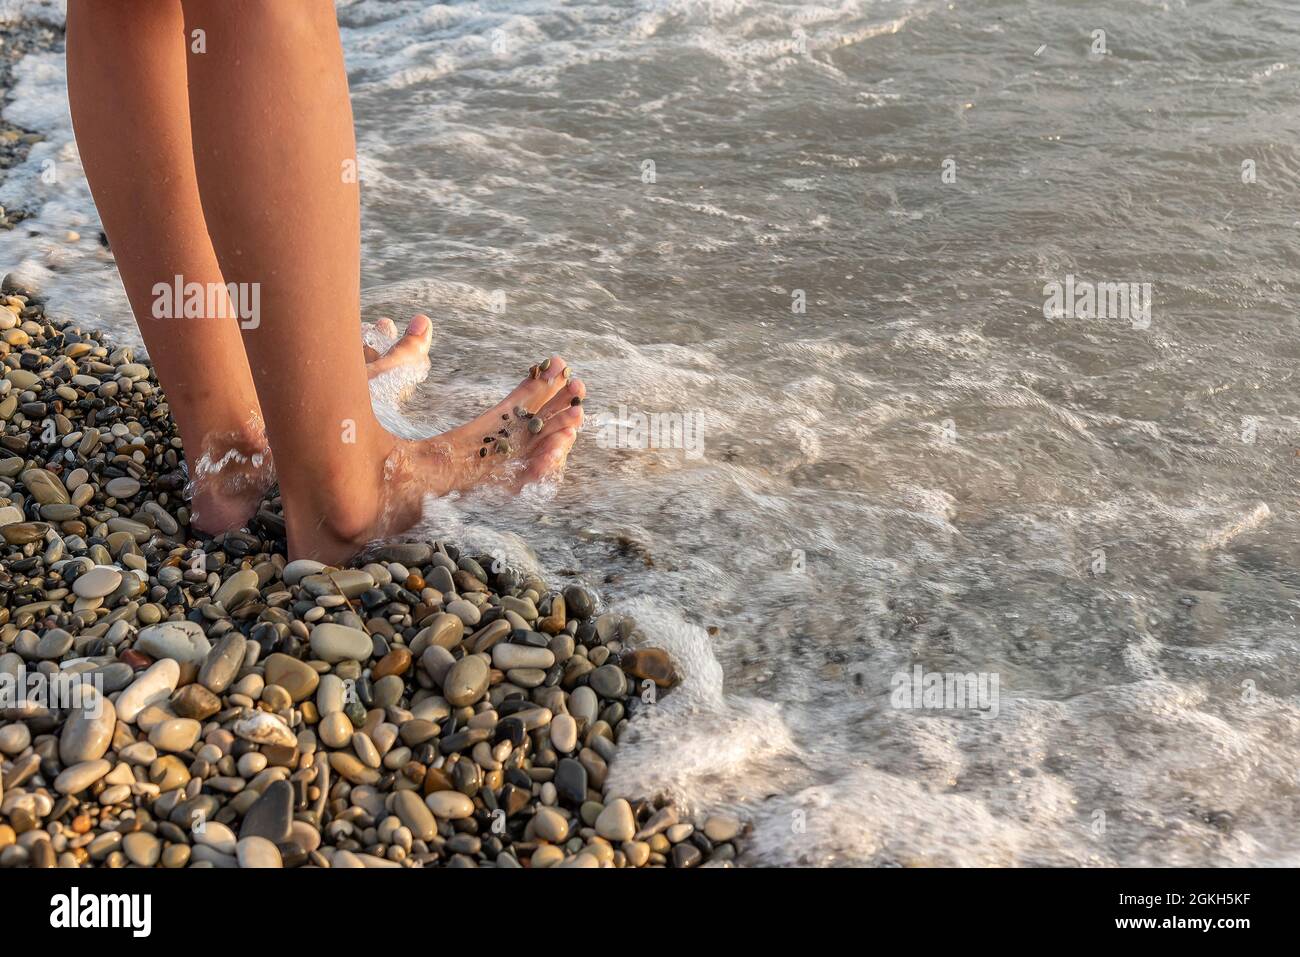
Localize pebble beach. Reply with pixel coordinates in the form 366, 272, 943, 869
0, 279, 743, 869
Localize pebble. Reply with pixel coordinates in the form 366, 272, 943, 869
282, 559, 326, 586
35, 629, 73, 659
194, 822, 238, 855
426, 791, 475, 820
135, 620, 210, 665
20, 467, 69, 505
0, 296, 739, 871
492, 643, 555, 670
236, 836, 283, 869
309, 622, 374, 662
58, 688, 116, 764
595, 798, 636, 842
442, 655, 490, 707
704, 814, 742, 843
620, 647, 678, 687
238, 780, 294, 842
319, 712, 353, 749
549, 714, 578, 754
393, 790, 437, 841
672, 843, 703, 868
554, 759, 588, 806
116, 658, 180, 723
588, 664, 628, 699
419, 613, 463, 650
445, 598, 481, 626
199, 632, 247, 693
569, 686, 599, 726
71, 565, 122, 598
149, 718, 202, 753
123, 832, 162, 867
373, 647, 412, 679
172, 684, 220, 720
263, 652, 320, 701
213, 568, 259, 610
54, 759, 111, 795
233, 711, 297, 748
104, 476, 141, 499
0, 723, 31, 755
316, 674, 346, 715
563, 585, 595, 619
531, 806, 570, 842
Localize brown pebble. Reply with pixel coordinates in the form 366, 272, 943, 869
120, 649, 153, 671
373, 647, 412, 680
620, 648, 678, 688
423, 766, 454, 795
570, 396, 582, 407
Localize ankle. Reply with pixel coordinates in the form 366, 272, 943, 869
281, 431, 406, 562
187, 414, 271, 481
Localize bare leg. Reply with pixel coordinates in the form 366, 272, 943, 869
65, 0, 270, 534
180, 0, 582, 562
65, 0, 432, 534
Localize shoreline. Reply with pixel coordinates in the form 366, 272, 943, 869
0, 281, 743, 868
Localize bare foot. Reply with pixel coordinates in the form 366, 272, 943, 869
186, 416, 274, 535
364, 313, 433, 387
291, 356, 586, 562
190, 315, 437, 535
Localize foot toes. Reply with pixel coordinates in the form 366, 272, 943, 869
523, 428, 577, 483
539, 355, 568, 384
538, 404, 583, 438
538, 379, 584, 420
367, 314, 433, 381
377, 316, 399, 339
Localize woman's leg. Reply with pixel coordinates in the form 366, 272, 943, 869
65, 0, 271, 534
179, 0, 583, 562
68, 0, 449, 533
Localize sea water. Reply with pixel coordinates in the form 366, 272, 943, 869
3, 0, 1300, 866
